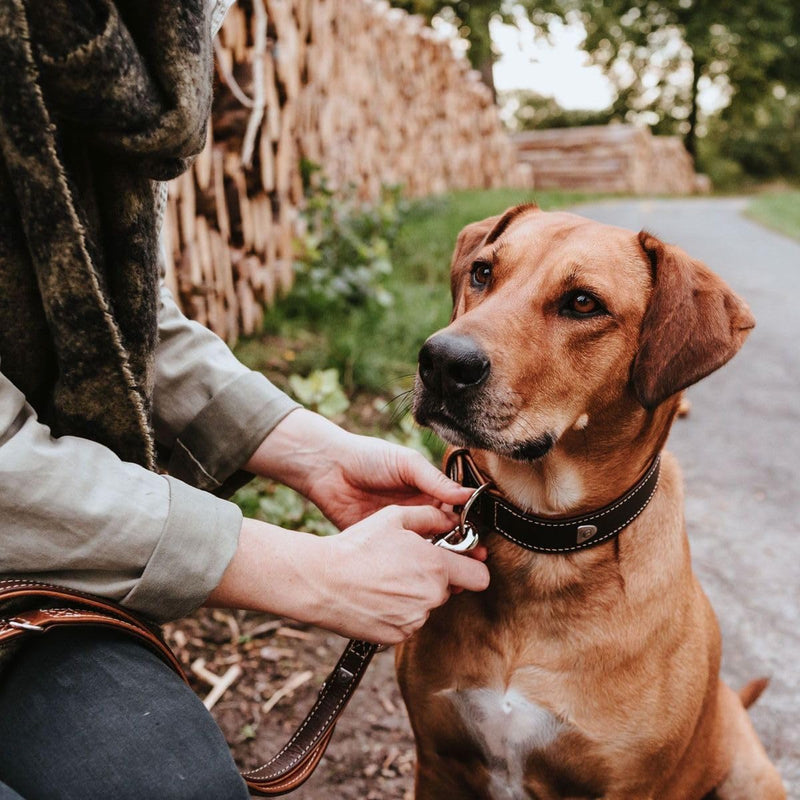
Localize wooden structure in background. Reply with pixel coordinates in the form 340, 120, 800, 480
514, 124, 704, 196
164, 0, 518, 343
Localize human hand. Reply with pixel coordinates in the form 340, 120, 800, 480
312, 504, 489, 642
245, 409, 473, 529
207, 507, 489, 645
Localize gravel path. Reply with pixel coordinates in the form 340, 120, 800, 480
573, 197, 800, 797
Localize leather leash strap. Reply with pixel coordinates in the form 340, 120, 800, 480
0, 579, 377, 796
0, 458, 664, 794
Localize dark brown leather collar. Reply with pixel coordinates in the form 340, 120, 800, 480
448, 450, 662, 554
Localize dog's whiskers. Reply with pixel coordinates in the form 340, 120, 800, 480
383, 389, 415, 427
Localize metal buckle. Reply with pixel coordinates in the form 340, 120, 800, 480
8, 618, 44, 632
435, 523, 480, 553
433, 481, 491, 552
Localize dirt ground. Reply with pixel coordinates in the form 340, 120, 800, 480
165, 608, 415, 799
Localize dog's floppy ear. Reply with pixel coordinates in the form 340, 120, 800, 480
632, 232, 755, 409
449, 215, 501, 318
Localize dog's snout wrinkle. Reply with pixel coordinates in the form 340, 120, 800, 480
419, 333, 490, 394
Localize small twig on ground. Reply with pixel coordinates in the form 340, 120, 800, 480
262, 670, 314, 714
258, 645, 296, 661
191, 657, 244, 711
378, 692, 397, 714
382, 746, 400, 771
276, 626, 315, 641
245, 619, 283, 639
211, 609, 241, 643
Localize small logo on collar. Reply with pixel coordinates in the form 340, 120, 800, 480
576, 524, 598, 544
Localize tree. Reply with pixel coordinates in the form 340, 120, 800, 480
389, 1, 560, 94
549, 0, 800, 160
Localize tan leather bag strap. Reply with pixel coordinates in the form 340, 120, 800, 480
0, 580, 377, 797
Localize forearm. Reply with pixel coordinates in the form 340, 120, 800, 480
205, 517, 328, 627
242, 408, 345, 494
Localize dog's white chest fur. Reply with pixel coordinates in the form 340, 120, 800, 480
441, 687, 564, 798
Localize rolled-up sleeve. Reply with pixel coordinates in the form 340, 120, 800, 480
0, 369, 242, 621
153, 283, 300, 493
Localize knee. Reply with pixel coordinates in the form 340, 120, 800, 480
0, 631, 252, 800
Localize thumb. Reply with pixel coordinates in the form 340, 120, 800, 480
400, 451, 473, 506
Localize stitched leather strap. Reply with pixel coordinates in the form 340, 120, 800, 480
241, 639, 377, 795
0, 580, 377, 797
450, 451, 662, 553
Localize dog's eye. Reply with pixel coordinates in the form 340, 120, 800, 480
471, 261, 492, 288
561, 291, 606, 318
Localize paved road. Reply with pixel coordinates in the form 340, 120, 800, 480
572, 197, 800, 797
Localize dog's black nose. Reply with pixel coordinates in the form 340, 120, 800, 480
418, 333, 490, 393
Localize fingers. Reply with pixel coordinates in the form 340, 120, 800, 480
398, 450, 474, 506
384, 503, 459, 536
468, 545, 489, 562
439, 548, 490, 593
386, 504, 490, 594
378, 505, 490, 594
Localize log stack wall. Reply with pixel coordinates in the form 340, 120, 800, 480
514, 124, 703, 197
164, 0, 518, 342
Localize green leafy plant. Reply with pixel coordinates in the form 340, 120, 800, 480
233, 480, 337, 537
292, 165, 407, 311
287, 368, 350, 419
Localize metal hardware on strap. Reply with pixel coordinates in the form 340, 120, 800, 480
433, 479, 491, 552
434, 449, 493, 553
434, 523, 480, 552
7, 618, 44, 632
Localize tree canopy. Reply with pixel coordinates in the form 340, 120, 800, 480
391, 0, 800, 183
552, 0, 799, 160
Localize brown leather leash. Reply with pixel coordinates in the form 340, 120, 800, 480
0, 579, 378, 796
0, 454, 660, 794
0, 483, 482, 797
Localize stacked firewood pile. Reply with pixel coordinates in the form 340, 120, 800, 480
514, 124, 705, 196
163, 0, 518, 343
649, 135, 707, 195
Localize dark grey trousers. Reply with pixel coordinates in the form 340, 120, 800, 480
0, 628, 250, 800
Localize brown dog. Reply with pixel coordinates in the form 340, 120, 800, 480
396, 205, 786, 800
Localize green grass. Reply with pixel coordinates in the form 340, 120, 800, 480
746, 190, 800, 241
235, 188, 602, 396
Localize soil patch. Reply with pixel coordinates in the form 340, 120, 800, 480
166, 609, 415, 799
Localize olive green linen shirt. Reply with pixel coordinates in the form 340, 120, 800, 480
0, 282, 299, 622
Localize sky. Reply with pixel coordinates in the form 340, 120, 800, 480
489, 15, 729, 117
491, 17, 615, 110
